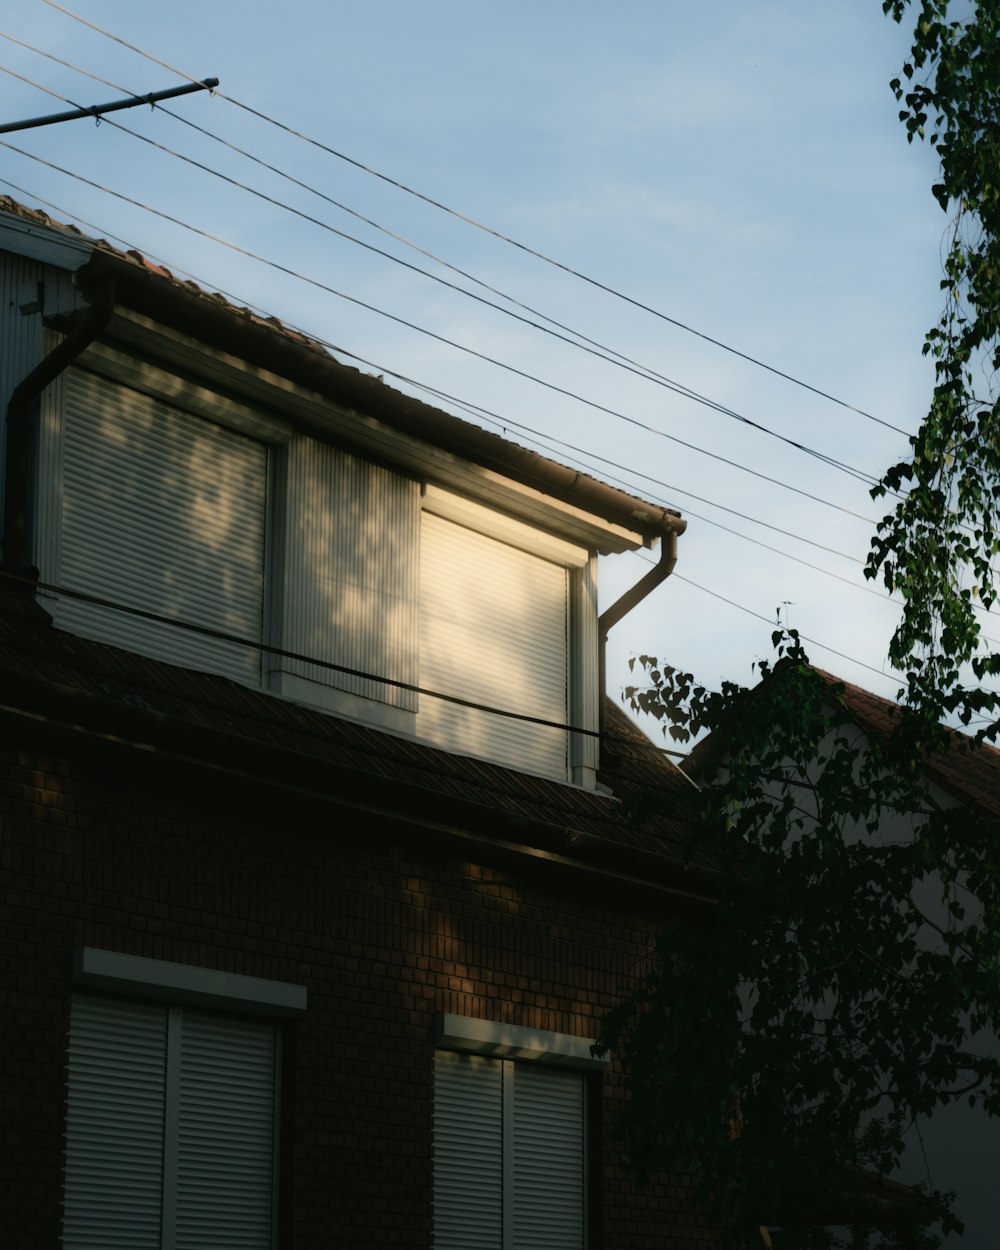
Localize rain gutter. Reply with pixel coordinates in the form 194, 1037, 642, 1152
76, 250, 684, 546
598, 524, 684, 761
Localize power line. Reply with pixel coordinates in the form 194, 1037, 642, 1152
0, 138, 885, 529
34, 0, 913, 440
366, 365, 865, 562
1, 203, 991, 710
0, 47, 888, 494
667, 570, 907, 688
8, 174, 998, 652
0, 175, 856, 564
423, 397, 1000, 649
0, 567, 689, 761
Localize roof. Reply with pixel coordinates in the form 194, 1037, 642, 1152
0, 195, 683, 548
683, 663, 1000, 820
0, 579, 714, 904
813, 668, 1000, 819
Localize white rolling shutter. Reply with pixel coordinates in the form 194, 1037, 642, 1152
64, 996, 168, 1250
63, 996, 278, 1250
175, 1011, 277, 1250
419, 512, 568, 777
48, 368, 267, 685
511, 1065, 586, 1250
433, 1052, 504, 1249
433, 1053, 586, 1250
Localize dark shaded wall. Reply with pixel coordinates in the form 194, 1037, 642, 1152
0, 740, 721, 1249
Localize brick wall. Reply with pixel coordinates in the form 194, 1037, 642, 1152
0, 741, 723, 1248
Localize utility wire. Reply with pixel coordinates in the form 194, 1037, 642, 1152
0, 567, 690, 761
1, 195, 992, 711
667, 569, 906, 688
0, 138, 885, 528
0, 174, 857, 563
7, 173, 997, 655
434, 404, 1000, 648
0, 49, 888, 493
7, 174, 999, 648
34, 0, 913, 440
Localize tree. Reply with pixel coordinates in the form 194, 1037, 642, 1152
872, 0, 1000, 732
597, 5, 1000, 1246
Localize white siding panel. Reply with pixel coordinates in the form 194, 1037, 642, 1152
434, 1051, 504, 1250
511, 1066, 586, 1250
63, 995, 168, 1250
45, 368, 266, 684
278, 437, 419, 709
419, 511, 568, 777
175, 1011, 277, 1250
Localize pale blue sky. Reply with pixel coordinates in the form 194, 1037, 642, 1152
1, 1, 964, 739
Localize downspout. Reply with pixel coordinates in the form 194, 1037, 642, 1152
598, 518, 685, 764
2, 275, 114, 583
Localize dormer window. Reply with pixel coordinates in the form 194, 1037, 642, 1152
32, 355, 603, 786
36, 363, 269, 687
418, 486, 593, 780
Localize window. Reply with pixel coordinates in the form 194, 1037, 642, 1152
63, 950, 306, 1250
33, 354, 603, 777
63, 996, 278, 1250
419, 488, 595, 780
38, 366, 268, 686
434, 1052, 587, 1250
433, 1016, 604, 1250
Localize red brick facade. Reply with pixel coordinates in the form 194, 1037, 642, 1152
1, 738, 722, 1248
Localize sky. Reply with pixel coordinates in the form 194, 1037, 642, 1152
0, 1, 970, 747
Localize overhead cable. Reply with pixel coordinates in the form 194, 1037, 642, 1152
6, 175, 995, 647
0, 567, 688, 760
34, 0, 912, 439
0, 48, 887, 491
0, 138, 885, 527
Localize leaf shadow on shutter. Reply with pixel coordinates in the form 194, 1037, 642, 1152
275, 437, 420, 711
47, 369, 267, 686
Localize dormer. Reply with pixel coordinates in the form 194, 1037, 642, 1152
0, 200, 683, 789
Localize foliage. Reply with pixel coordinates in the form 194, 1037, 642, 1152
599, 642, 1000, 1247
869, 0, 1000, 731
599, 5, 1000, 1244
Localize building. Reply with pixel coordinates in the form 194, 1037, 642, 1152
0, 197, 724, 1248
683, 666, 1000, 1248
